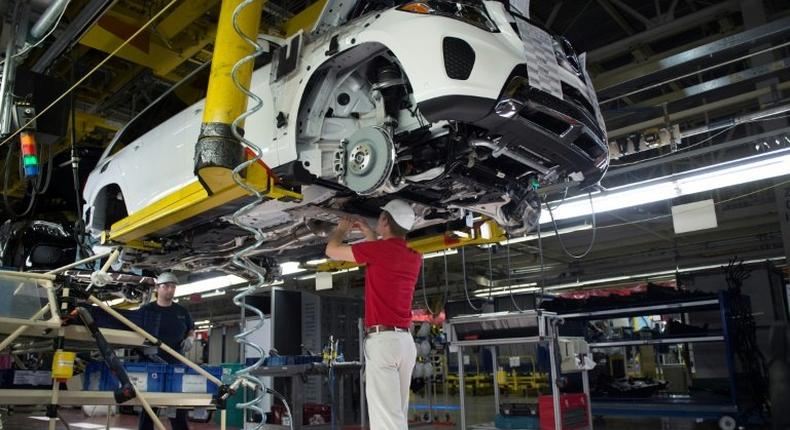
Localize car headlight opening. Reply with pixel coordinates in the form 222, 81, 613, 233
398, 1, 499, 32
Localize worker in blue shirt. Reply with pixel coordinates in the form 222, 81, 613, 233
138, 272, 195, 430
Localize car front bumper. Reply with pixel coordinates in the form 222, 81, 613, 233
419, 71, 609, 187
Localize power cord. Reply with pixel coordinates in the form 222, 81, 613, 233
460, 246, 481, 311
546, 192, 597, 259
505, 236, 524, 312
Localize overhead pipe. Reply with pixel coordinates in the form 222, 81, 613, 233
679, 102, 790, 140
470, 138, 549, 174
194, 0, 265, 194
28, 0, 69, 42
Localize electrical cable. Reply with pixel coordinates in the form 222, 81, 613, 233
35, 132, 54, 195
546, 192, 597, 259
505, 236, 525, 312
0, 0, 180, 151
2, 144, 36, 218
421, 250, 450, 315
266, 387, 294, 428
610, 108, 790, 169
460, 246, 482, 311
226, 2, 293, 429
420, 258, 435, 315
599, 40, 790, 105
535, 218, 546, 309
440, 249, 450, 312
487, 245, 493, 301
0, 0, 71, 68
594, 176, 790, 231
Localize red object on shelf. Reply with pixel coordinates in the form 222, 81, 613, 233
303, 403, 331, 425
538, 393, 590, 430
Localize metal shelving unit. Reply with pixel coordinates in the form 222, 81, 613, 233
561, 292, 741, 427
588, 334, 724, 348
447, 310, 592, 430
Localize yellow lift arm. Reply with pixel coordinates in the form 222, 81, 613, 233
315, 219, 508, 272
102, 0, 308, 247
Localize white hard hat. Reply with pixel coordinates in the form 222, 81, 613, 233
155, 272, 178, 285
381, 199, 415, 231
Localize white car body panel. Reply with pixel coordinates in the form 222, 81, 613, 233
83, 1, 608, 261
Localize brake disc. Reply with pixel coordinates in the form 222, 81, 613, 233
342, 126, 395, 195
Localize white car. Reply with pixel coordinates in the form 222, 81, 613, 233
83, 0, 608, 271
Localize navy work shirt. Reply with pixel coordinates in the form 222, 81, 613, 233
140, 302, 194, 363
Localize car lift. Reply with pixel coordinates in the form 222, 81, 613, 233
314, 218, 509, 272
0, 249, 248, 430
98, 0, 319, 247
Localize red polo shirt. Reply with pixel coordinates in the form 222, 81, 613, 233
352, 237, 422, 328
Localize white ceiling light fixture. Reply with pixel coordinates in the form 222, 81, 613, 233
280, 261, 306, 276
502, 223, 593, 245
306, 258, 328, 265
297, 267, 360, 281
476, 256, 783, 297
423, 249, 459, 259
200, 290, 226, 299
175, 274, 247, 297
541, 147, 790, 223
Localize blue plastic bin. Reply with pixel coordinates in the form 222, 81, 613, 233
83, 362, 166, 392
165, 365, 222, 395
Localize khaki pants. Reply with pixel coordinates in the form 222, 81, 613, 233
364, 331, 417, 430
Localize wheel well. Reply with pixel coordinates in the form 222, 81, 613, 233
296, 42, 409, 131
91, 184, 128, 231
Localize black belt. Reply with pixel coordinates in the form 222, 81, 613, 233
366, 324, 409, 336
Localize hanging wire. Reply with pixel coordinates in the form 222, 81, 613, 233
440, 249, 450, 313
546, 192, 597, 259
421, 251, 450, 315
0, 0, 71, 67
0, 0, 180, 151
461, 246, 481, 311
227, 1, 292, 428
420, 257, 435, 315
487, 245, 494, 301
535, 219, 546, 309
505, 236, 524, 312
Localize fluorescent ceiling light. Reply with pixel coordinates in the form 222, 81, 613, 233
306, 258, 328, 265
423, 249, 459, 259
452, 230, 470, 238
201, 290, 226, 298
502, 223, 592, 245
297, 267, 359, 281
194, 320, 210, 325
541, 148, 790, 223
280, 261, 306, 276
477, 256, 783, 297
175, 274, 247, 297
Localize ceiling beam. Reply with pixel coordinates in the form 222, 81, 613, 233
31, 0, 113, 73
606, 79, 790, 138
156, 0, 218, 41
78, 8, 214, 78
587, 0, 739, 62
596, 0, 636, 35
596, 15, 790, 96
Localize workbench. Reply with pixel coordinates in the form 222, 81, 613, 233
252, 361, 362, 429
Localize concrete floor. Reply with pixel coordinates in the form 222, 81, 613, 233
0, 394, 751, 430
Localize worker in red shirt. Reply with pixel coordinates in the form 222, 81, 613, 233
325, 199, 422, 430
